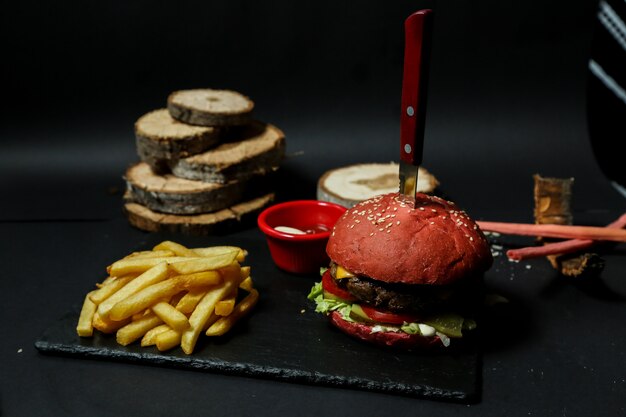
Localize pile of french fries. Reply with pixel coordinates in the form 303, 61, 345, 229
76, 241, 258, 354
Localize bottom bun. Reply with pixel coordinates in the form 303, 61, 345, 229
329, 311, 442, 350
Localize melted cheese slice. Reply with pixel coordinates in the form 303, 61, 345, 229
335, 265, 355, 279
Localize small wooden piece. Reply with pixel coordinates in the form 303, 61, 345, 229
533, 174, 574, 226
135, 109, 221, 173
171, 122, 285, 184
124, 162, 271, 215
168, 89, 254, 126
532, 174, 604, 277
560, 253, 605, 278
124, 194, 274, 235
317, 163, 438, 208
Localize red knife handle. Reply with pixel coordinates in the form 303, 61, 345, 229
400, 9, 433, 166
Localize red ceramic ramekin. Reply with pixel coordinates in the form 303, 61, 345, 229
257, 200, 347, 274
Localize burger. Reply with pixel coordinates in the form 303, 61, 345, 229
308, 192, 493, 349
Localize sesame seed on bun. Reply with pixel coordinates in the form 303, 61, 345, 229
326, 192, 492, 285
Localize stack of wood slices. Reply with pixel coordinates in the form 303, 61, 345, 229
124, 89, 285, 235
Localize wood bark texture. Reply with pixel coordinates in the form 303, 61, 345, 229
170, 122, 285, 184
124, 162, 272, 215
135, 109, 223, 173
125, 194, 274, 235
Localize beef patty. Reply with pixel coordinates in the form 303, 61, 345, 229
330, 263, 481, 314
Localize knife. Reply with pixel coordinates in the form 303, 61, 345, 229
399, 9, 433, 206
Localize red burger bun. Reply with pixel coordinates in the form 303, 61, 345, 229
326, 192, 492, 285
329, 311, 442, 350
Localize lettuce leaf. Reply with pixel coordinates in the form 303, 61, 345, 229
307, 281, 323, 301
307, 281, 475, 343
308, 281, 354, 321
400, 322, 421, 335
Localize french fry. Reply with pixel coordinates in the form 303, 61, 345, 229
131, 308, 152, 321
141, 324, 171, 347
192, 246, 247, 263
215, 296, 236, 316
175, 289, 207, 314
108, 270, 221, 321
206, 289, 259, 337
77, 291, 97, 337
153, 241, 199, 258
95, 276, 116, 289
178, 271, 222, 288
239, 276, 254, 292
116, 314, 163, 346
89, 275, 134, 305
78, 241, 258, 354
169, 291, 185, 308
156, 329, 182, 352
92, 311, 130, 334
181, 266, 243, 354
124, 250, 176, 259
168, 251, 239, 275
240, 266, 251, 279
98, 262, 169, 318
107, 256, 192, 276
152, 302, 190, 331
203, 312, 220, 331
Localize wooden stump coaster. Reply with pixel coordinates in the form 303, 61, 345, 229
124, 193, 275, 235
171, 121, 285, 184
124, 162, 273, 215
135, 109, 222, 173
168, 89, 254, 126
317, 163, 439, 208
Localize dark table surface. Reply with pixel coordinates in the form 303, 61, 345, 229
2, 105, 626, 416
2, 1, 626, 415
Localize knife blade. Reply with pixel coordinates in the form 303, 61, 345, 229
399, 9, 433, 206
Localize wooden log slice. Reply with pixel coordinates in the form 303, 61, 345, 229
167, 89, 254, 126
317, 163, 439, 208
135, 109, 222, 173
124, 162, 273, 215
171, 121, 285, 184
124, 193, 275, 235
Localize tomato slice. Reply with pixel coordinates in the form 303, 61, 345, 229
321, 271, 420, 324
359, 304, 420, 325
321, 270, 357, 302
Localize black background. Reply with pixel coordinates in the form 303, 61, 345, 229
3, 0, 624, 220
2, 1, 626, 416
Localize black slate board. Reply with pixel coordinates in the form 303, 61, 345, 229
35, 227, 480, 402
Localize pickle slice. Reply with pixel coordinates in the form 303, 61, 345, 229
349, 304, 373, 322
423, 313, 466, 338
